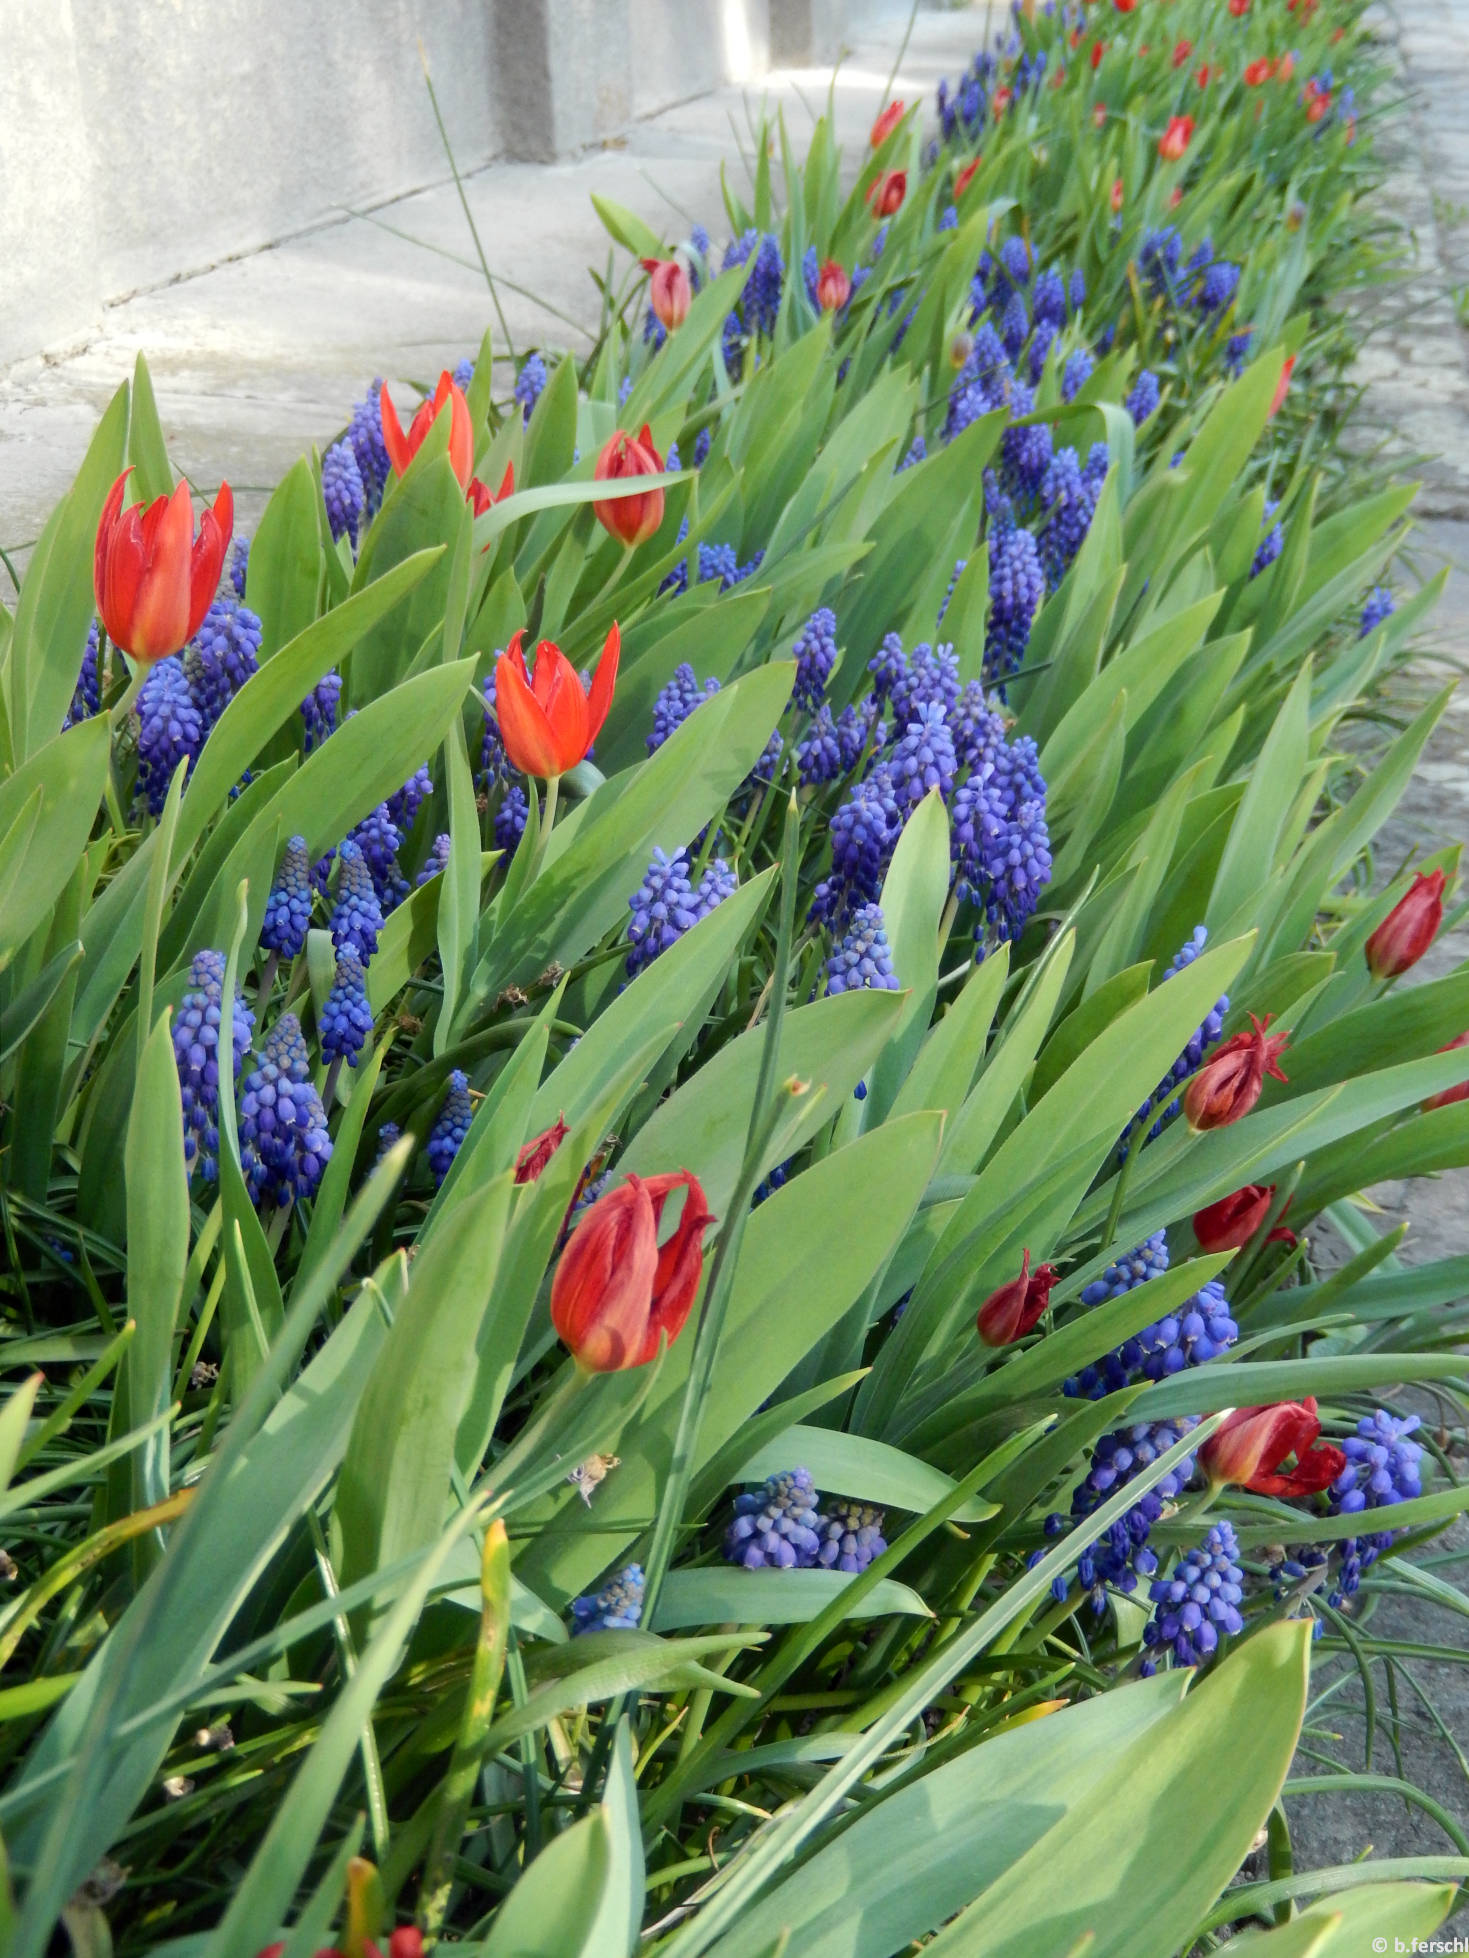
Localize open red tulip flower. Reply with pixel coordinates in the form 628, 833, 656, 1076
1158, 115, 1195, 162
380, 369, 474, 491
94, 469, 234, 665
866, 169, 907, 218
494, 625, 620, 779
551, 1170, 715, 1372
1183, 1013, 1290, 1131
816, 259, 852, 311
976, 1250, 1060, 1347
1365, 868, 1445, 979
641, 256, 692, 333
593, 426, 666, 548
1200, 1399, 1346, 1497
869, 99, 905, 148
468, 462, 515, 517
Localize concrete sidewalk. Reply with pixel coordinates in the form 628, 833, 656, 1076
0, 6, 988, 566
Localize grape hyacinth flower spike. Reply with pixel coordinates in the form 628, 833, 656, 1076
725, 1469, 823, 1570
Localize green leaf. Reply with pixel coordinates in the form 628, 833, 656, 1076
0, 719, 111, 968
591, 193, 665, 261
435, 712, 482, 1049
651, 1567, 931, 1631
1209, 659, 1312, 935
245, 458, 323, 662
127, 354, 174, 502
480, 1810, 618, 1957
1224, 1884, 1457, 1955
732, 1424, 998, 1524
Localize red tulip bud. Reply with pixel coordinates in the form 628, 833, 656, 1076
94, 470, 234, 665
516, 1116, 569, 1184
640, 257, 692, 332
381, 370, 474, 491
1269, 354, 1296, 417
1200, 1399, 1346, 1496
1365, 869, 1446, 979
593, 425, 666, 547
1158, 115, 1195, 162
1172, 38, 1193, 66
1183, 1013, 1290, 1131
1425, 1032, 1469, 1112
1110, 176, 1125, 212
1091, 41, 1105, 69
816, 259, 852, 311
954, 158, 982, 198
870, 100, 905, 148
468, 462, 515, 516
866, 169, 907, 218
551, 1171, 714, 1371
1193, 1184, 1276, 1252
976, 1250, 1060, 1347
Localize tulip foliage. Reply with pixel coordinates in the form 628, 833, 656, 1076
3, 1, 1469, 1953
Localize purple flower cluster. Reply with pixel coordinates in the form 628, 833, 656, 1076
261, 835, 314, 960
626, 847, 737, 977
826, 902, 900, 994
1119, 927, 1229, 1156
238, 1013, 332, 1209
1327, 1408, 1424, 1604
724, 1468, 887, 1573
173, 950, 255, 1182
1142, 1522, 1245, 1671
1066, 1232, 1238, 1399
570, 1563, 644, 1634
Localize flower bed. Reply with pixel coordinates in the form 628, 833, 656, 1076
3, 0, 1469, 1951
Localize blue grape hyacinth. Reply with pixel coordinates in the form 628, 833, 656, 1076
65, 624, 101, 729
320, 947, 374, 1068
135, 657, 205, 815
570, 1563, 644, 1634
626, 847, 736, 977
514, 353, 547, 424
725, 1469, 823, 1570
238, 1013, 332, 1209
260, 835, 314, 960
1360, 586, 1395, 636
301, 671, 342, 753
1142, 1522, 1245, 1671
648, 662, 720, 753
1327, 1408, 1423, 1604
347, 380, 390, 514
984, 524, 1045, 687
888, 702, 958, 812
173, 950, 255, 1182
1125, 370, 1161, 427
826, 902, 901, 995
322, 440, 365, 547
792, 607, 838, 712
817, 1501, 887, 1573
427, 1070, 474, 1186
1120, 928, 1229, 1155
330, 838, 384, 960
1066, 1417, 1200, 1613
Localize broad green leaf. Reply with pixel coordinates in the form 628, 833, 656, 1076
482, 1810, 617, 1958
651, 1568, 931, 1630
245, 458, 322, 662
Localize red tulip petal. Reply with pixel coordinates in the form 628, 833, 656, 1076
495, 644, 563, 778
380, 389, 409, 477
586, 622, 620, 744
447, 383, 474, 490
128, 483, 194, 660
94, 468, 132, 618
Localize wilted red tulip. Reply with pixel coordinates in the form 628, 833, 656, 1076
551, 1171, 714, 1371
1158, 115, 1195, 162
640, 256, 692, 332
94, 470, 234, 665
1425, 1032, 1469, 1112
1244, 57, 1275, 85
1201, 1399, 1345, 1496
1110, 177, 1125, 212
1183, 1013, 1290, 1131
870, 99, 905, 148
495, 625, 620, 779
1192, 1184, 1297, 1253
867, 169, 907, 218
593, 426, 666, 548
467, 462, 515, 516
816, 259, 852, 311
1172, 39, 1193, 66
955, 157, 982, 198
381, 370, 474, 491
1269, 354, 1296, 416
516, 1116, 569, 1184
1366, 869, 1446, 979
976, 1250, 1060, 1347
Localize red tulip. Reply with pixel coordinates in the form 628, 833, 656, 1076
1366, 869, 1446, 979
867, 169, 907, 218
1193, 1184, 1288, 1252
954, 157, 982, 198
992, 86, 1013, 116
1229, 0, 1250, 13
1093, 103, 1108, 127
870, 100, 905, 148
1277, 52, 1296, 82
640, 256, 692, 332
1195, 64, 1212, 88
1113, 0, 1135, 11
1304, 86, 1331, 124
1244, 58, 1275, 85
380, 370, 474, 492
551, 1171, 714, 1371
1158, 115, 1195, 162
515, 1116, 569, 1184
1183, 1013, 1290, 1131
257, 1934, 420, 1958
1168, 186, 1184, 209
1110, 177, 1125, 212
816, 259, 852, 311
1425, 1032, 1469, 1112
494, 625, 620, 778
976, 1250, 1060, 1347
593, 426, 666, 547
1091, 41, 1104, 69
468, 462, 515, 517
94, 470, 234, 665
1172, 39, 1193, 67
1269, 354, 1296, 417
1200, 1399, 1346, 1497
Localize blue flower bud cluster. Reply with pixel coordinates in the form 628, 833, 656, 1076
1066, 1233, 1238, 1398
347, 380, 390, 515
626, 847, 738, 977
135, 598, 263, 814
1118, 927, 1228, 1157
330, 838, 384, 961
173, 950, 255, 1182
261, 836, 315, 960
1360, 586, 1395, 637
1063, 1417, 1200, 1614
570, 1563, 645, 1634
985, 522, 1046, 687
64, 624, 101, 730
724, 1468, 888, 1573
1251, 500, 1284, 580
826, 901, 901, 994
1141, 1522, 1245, 1671
1326, 1408, 1424, 1604
427, 1069, 474, 1186
792, 607, 838, 711
648, 661, 721, 754
322, 440, 365, 547
238, 1013, 332, 1209
320, 946, 374, 1068
936, 49, 995, 144
514, 353, 547, 425
300, 671, 342, 753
